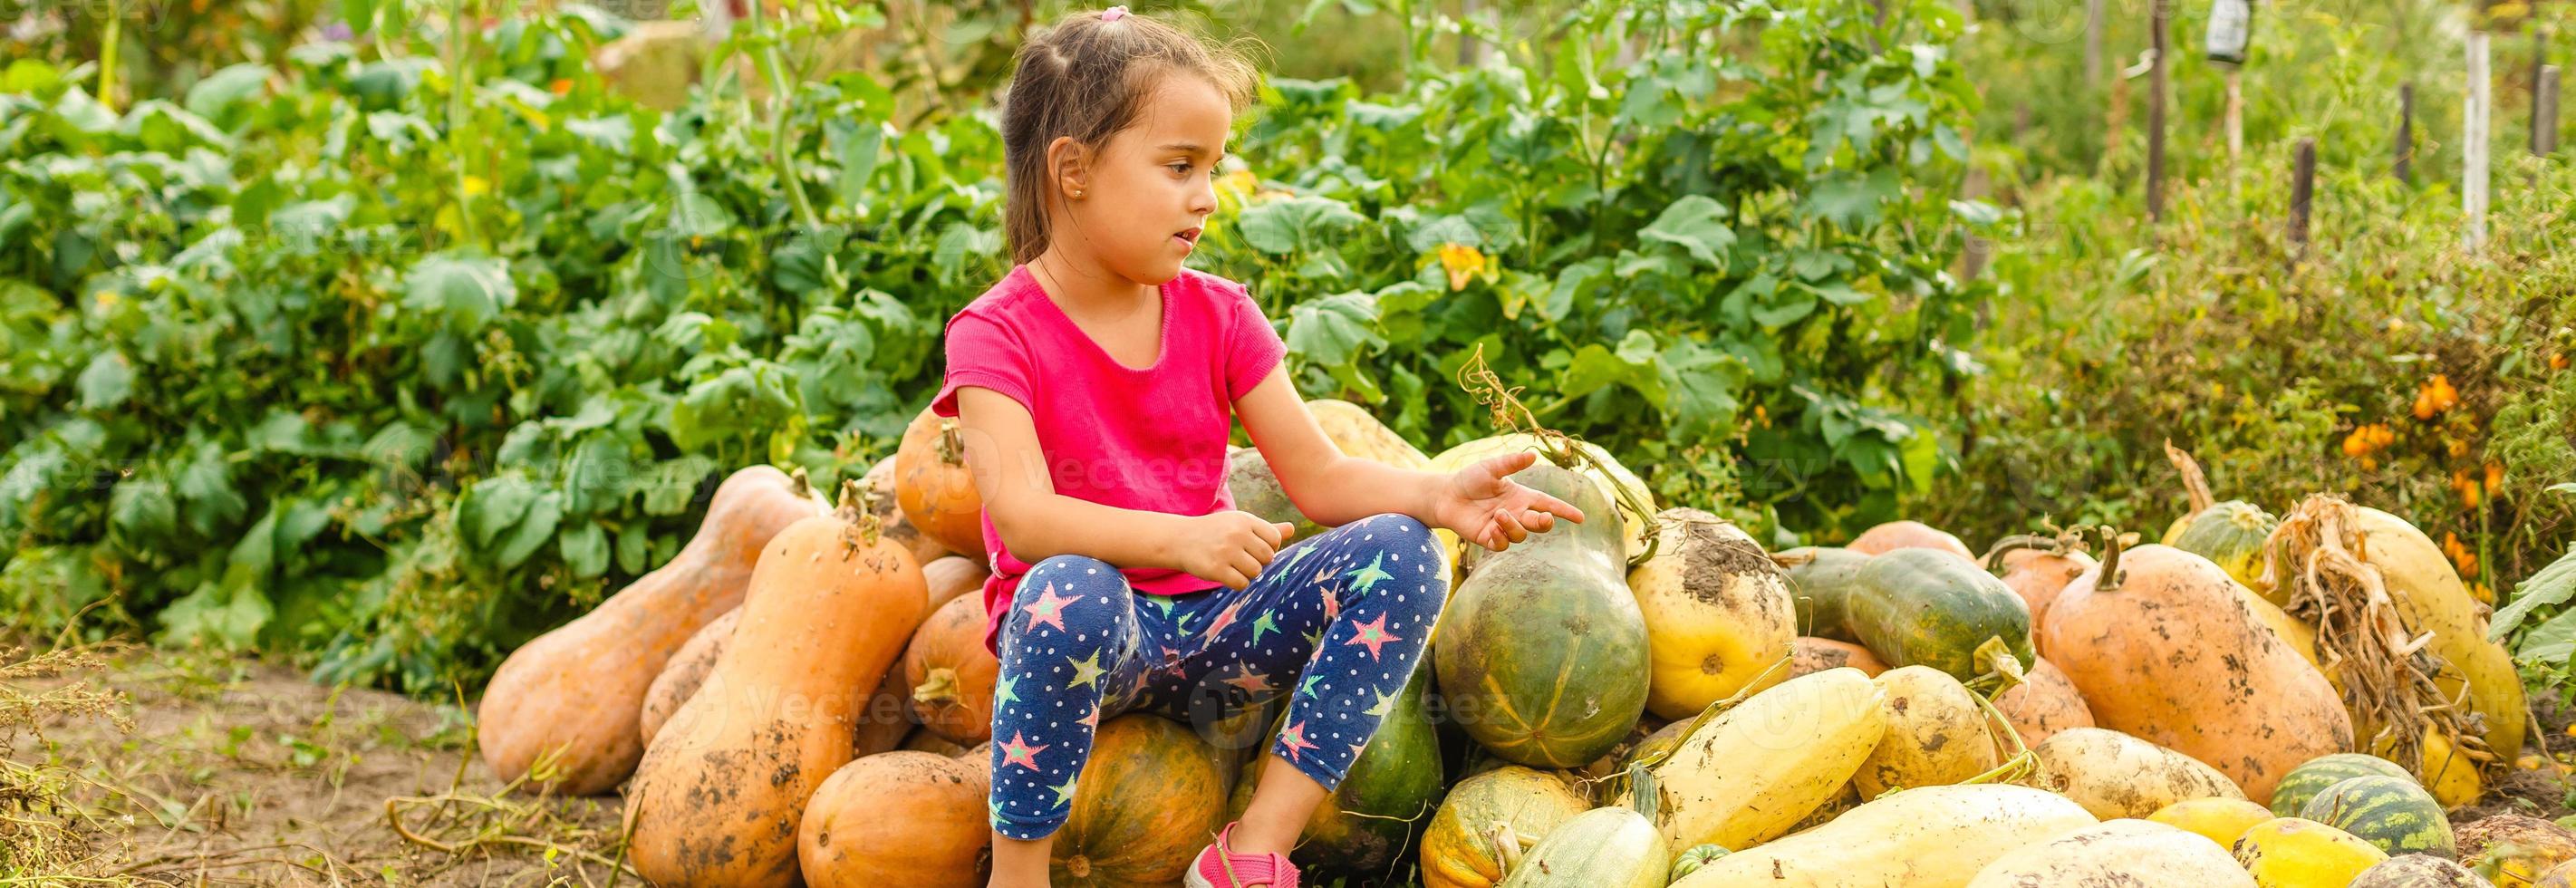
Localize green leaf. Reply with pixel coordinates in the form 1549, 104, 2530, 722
111, 479, 178, 542
1238, 196, 1367, 255
2518, 605, 2576, 665
1658, 339, 1743, 439
403, 253, 516, 330
1799, 168, 1901, 229
77, 352, 133, 410
496, 492, 564, 570
668, 193, 737, 240
1751, 290, 1818, 327
829, 119, 885, 210
616, 522, 652, 574
2494, 548, 2576, 641
559, 521, 610, 579
1286, 292, 1384, 366
184, 63, 273, 121
458, 477, 537, 551
671, 362, 804, 451
1640, 196, 1735, 266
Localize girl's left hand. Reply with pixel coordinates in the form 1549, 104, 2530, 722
1433, 450, 1587, 552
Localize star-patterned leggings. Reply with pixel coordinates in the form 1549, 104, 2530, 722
986, 513, 1445, 841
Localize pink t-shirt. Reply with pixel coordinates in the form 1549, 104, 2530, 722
931, 264, 1288, 653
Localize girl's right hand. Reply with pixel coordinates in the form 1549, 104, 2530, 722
1177, 511, 1295, 590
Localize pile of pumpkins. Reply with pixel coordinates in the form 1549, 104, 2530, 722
466, 400, 2572, 887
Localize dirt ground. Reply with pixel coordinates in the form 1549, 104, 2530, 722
5, 643, 632, 886
13, 641, 2576, 886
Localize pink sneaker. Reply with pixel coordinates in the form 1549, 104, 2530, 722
1183, 822, 1299, 888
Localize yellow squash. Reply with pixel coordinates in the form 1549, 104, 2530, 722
2149, 796, 2279, 851
2233, 817, 2389, 887
1669, 784, 2097, 888
2033, 728, 2246, 820
1967, 818, 2256, 888
1649, 666, 1886, 852
1625, 508, 1796, 719
1854, 665, 1998, 797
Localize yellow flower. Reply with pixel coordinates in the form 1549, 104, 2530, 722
94, 290, 120, 308
2485, 462, 2504, 495
1437, 242, 1488, 292
1218, 169, 1258, 198
463, 175, 491, 198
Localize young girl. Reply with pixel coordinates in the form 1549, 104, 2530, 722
932, 6, 1583, 888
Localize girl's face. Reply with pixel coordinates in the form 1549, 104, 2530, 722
1056, 73, 1230, 286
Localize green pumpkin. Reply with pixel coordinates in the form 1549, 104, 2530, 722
2301, 776, 2456, 858
1435, 462, 1649, 768
2166, 499, 2279, 595
1226, 665, 1445, 878
1496, 766, 1669, 888
1225, 446, 1322, 542
2271, 752, 2419, 816
1778, 545, 1870, 642
1844, 548, 2034, 683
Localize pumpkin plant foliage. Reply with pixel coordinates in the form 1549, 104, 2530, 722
0, 0, 1988, 690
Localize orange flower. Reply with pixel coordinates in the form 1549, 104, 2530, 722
550, 78, 574, 96
2447, 437, 2471, 458
2413, 374, 2458, 420
2485, 461, 2504, 495
2553, 352, 2570, 371
2342, 423, 2396, 460
2443, 532, 2478, 578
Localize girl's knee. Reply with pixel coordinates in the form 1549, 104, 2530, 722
1007, 555, 1124, 642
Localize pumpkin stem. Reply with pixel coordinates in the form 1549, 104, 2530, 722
1625, 762, 1660, 823
1452, 342, 1662, 566
2092, 525, 2130, 591
936, 417, 966, 466
2163, 439, 2217, 517
789, 466, 814, 499
1488, 823, 1528, 875
913, 667, 960, 706
835, 478, 885, 549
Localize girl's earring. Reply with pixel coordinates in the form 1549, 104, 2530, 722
1072, 189, 1085, 198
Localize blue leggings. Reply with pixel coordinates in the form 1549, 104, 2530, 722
986, 513, 1445, 840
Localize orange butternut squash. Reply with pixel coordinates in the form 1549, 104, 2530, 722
1848, 520, 1976, 562
1992, 655, 2095, 749
623, 483, 929, 886
1792, 636, 1888, 677
923, 555, 990, 611
2040, 537, 2349, 802
903, 594, 999, 745
476, 465, 827, 795
865, 454, 954, 567
897, 409, 987, 560
798, 751, 991, 888
638, 604, 739, 747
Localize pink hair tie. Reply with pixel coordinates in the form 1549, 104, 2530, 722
1101, 5, 1128, 21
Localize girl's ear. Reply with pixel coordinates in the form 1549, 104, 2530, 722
1047, 135, 1092, 202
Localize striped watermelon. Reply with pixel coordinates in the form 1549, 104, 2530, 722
2301, 775, 2456, 858
2272, 753, 2418, 816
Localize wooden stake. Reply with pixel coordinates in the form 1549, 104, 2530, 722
2540, 64, 2563, 157
2398, 82, 2416, 184
2085, 0, 2107, 86
2536, 27, 2552, 155
2290, 138, 2317, 256
2226, 68, 2245, 167
2466, 29, 2492, 250
2148, 1, 2170, 221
